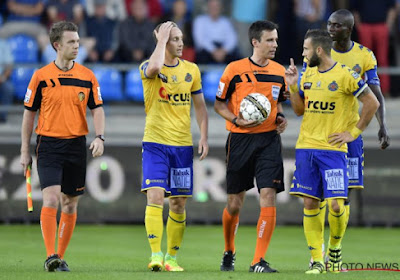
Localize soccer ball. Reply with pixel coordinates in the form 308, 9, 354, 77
240, 93, 271, 123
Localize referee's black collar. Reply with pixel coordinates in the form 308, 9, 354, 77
248, 57, 269, 68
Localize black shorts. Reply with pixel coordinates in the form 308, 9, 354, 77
225, 131, 284, 194
36, 135, 87, 196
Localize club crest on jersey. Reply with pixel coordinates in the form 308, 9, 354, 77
303, 82, 312, 89
352, 64, 361, 74
78, 92, 85, 102
328, 81, 338, 91
158, 73, 168, 83
185, 73, 192, 82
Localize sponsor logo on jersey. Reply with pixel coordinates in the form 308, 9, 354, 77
307, 100, 336, 111
328, 81, 338, 91
97, 87, 102, 101
172, 75, 177, 82
304, 82, 312, 89
158, 73, 168, 83
158, 87, 190, 102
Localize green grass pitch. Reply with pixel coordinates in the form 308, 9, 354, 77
0, 225, 399, 279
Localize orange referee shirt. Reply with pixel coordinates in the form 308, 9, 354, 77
24, 62, 103, 139
216, 57, 287, 133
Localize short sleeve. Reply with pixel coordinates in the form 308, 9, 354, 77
88, 72, 103, 109
344, 67, 367, 97
216, 64, 234, 101
24, 70, 41, 111
191, 64, 202, 94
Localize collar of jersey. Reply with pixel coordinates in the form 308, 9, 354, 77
332, 41, 354, 54
164, 59, 180, 68
318, 62, 337, 73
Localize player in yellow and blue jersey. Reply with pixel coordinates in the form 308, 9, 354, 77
139, 21, 209, 272
303, 9, 391, 267
285, 29, 379, 274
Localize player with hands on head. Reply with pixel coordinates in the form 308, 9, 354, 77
286, 29, 379, 274
139, 21, 209, 272
214, 20, 287, 273
20, 21, 105, 272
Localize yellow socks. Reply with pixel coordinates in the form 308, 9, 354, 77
327, 199, 347, 248
319, 200, 327, 250
304, 208, 323, 262
166, 210, 186, 257
145, 204, 164, 254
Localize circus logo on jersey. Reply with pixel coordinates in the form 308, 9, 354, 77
185, 73, 192, 82
328, 81, 338, 91
78, 92, 85, 102
158, 87, 190, 103
352, 64, 361, 74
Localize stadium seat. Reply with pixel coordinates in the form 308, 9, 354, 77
202, 69, 224, 103
11, 67, 36, 100
92, 68, 124, 102
125, 69, 144, 102
7, 34, 39, 63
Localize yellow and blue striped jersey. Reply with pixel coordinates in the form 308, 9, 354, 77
139, 59, 202, 146
331, 41, 379, 129
297, 62, 367, 153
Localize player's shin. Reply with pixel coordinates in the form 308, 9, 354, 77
166, 210, 186, 257
304, 208, 323, 262
327, 198, 347, 248
145, 204, 164, 254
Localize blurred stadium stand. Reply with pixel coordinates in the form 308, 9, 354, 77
11, 67, 36, 100
7, 35, 39, 63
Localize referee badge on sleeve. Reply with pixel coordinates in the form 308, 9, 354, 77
97, 87, 102, 101
24, 89, 32, 103
78, 92, 85, 102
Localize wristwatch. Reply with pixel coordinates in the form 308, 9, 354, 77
232, 117, 239, 127
96, 134, 105, 142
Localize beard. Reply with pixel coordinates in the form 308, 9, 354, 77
308, 52, 320, 67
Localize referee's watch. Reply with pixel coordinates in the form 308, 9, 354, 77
96, 135, 105, 142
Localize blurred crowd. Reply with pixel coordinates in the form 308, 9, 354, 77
0, 0, 400, 122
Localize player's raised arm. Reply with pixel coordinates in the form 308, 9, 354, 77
145, 22, 174, 78
285, 58, 304, 116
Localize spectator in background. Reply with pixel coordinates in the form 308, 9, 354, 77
0, 38, 14, 123
43, 0, 95, 63
351, 0, 397, 95
125, 0, 162, 23
294, 0, 327, 62
86, 0, 118, 63
0, 0, 48, 50
161, 0, 193, 19
193, 0, 240, 64
119, 0, 154, 63
46, 0, 85, 28
231, 0, 267, 57
86, 0, 127, 21
160, 0, 195, 61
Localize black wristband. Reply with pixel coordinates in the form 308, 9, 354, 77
276, 112, 285, 119
96, 135, 105, 141
232, 117, 239, 127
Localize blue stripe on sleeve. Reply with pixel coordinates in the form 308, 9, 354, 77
191, 89, 203, 95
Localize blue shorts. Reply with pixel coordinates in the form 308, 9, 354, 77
141, 142, 193, 197
290, 149, 348, 200
347, 135, 364, 189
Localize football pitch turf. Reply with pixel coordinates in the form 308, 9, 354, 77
0, 225, 399, 280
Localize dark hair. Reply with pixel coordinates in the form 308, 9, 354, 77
304, 29, 332, 55
153, 21, 178, 42
331, 9, 354, 29
49, 21, 78, 51
248, 20, 278, 47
